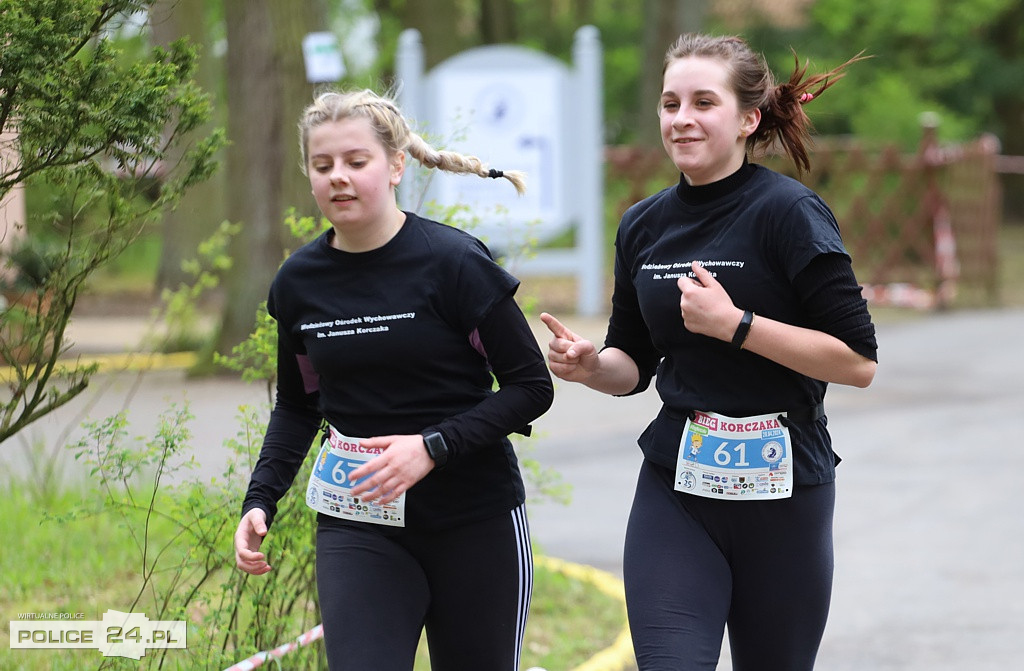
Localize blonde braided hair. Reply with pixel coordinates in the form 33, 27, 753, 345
299, 89, 526, 194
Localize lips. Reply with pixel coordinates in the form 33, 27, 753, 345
331, 194, 356, 202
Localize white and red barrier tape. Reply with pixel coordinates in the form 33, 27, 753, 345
223, 623, 324, 671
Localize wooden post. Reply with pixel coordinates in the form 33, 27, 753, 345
919, 113, 960, 309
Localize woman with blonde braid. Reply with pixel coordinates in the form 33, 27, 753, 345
541, 34, 878, 670
233, 89, 553, 670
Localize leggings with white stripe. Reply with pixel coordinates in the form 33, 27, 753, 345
315, 504, 532, 671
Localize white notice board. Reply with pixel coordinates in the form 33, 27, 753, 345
425, 48, 569, 251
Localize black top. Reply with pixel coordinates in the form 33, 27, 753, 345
241, 212, 554, 530
606, 163, 877, 485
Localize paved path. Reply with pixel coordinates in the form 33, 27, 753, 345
4, 308, 1024, 670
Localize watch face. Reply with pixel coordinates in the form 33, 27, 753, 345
425, 433, 448, 467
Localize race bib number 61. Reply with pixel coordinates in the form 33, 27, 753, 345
674, 411, 793, 500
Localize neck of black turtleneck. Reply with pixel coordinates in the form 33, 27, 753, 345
676, 160, 757, 206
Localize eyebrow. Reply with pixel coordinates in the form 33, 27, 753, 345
309, 148, 373, 161
662, 88, 721, 98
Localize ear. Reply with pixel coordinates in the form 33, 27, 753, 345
740, 107, 761, 139
390, 150, 406, 187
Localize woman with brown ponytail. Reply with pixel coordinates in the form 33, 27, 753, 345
233, 88, 553, 670
541, 34, 878, 670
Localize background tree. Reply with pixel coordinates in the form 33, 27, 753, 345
480, 0, 519, 43
980, 0, 1024, 219
203, 0, 328, 363
371, 0, 471, 68
150, 0, 227, 292
0, 0, 220, 443
718, 0, 1003, 147
778, 0, 1024, 217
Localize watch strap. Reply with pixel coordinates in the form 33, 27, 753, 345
731, 310, 754, 349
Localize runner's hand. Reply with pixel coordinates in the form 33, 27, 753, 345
349, 435, 434, 505
540, 312, 600, 383
677, 262, 744, 342
234, 508, 272, 575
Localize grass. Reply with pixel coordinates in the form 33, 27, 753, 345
0, 476, 625, 671
525, 559, 628, 665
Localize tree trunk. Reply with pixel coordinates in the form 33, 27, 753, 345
480, 0, 518, 44
395, 0, 469, 68
995, 99, 1024, 222
209, 0, 326, 362
988, 2, 1024, 221
150, 0, 225, 292
571, 0, 594, 23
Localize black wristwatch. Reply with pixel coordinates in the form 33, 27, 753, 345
422, 431, 449, 470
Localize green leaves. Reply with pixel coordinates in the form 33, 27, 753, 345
3, 2, 196, 190
1, 0, 223, 443
805, 0, 1021, 144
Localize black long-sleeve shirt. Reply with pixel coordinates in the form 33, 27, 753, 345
241, 213, 554, 530
606, 163, 877, 484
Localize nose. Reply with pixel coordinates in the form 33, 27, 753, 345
328, 165, 349, 184
671, 106, 694, 130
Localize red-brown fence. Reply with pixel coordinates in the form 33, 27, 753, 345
606, 127, 1004, 309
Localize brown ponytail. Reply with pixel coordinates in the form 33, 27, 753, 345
664, 34, 868, 173
753, 49, 867, 172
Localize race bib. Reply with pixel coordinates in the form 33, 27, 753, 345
674, 411, 793, 500
305, 426, 405, 526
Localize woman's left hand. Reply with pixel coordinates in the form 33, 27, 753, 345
677, 261, 744, 342
348, 435, 436, 504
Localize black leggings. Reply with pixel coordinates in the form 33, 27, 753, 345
315, 504, 532, 671
624, 460, 835, 671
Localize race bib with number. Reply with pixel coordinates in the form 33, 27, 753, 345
305, 426, 405, 526
674, 410, 793, 500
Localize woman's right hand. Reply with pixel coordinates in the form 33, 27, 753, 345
234, 508, 272, 575
540, 312, 600, 384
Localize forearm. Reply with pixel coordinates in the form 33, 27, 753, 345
583, 346, 643, 396
740, 313, 876, 388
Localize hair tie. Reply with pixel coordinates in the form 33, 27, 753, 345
799, 92, 814, 103
487, 168, 504, 179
